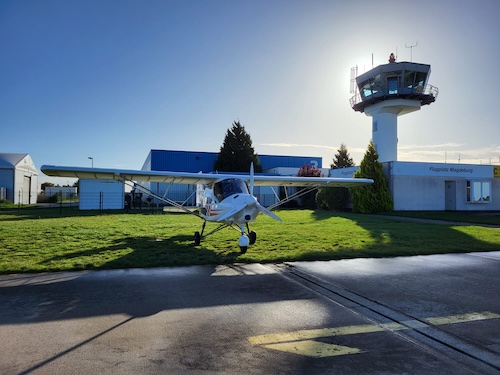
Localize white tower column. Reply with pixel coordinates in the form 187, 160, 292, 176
364, 99, 421, 162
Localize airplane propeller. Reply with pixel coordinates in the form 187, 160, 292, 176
249, 162, 281, 222
257, 204, 282, 222
215, 163, 282, 224
249, 162, 254, 195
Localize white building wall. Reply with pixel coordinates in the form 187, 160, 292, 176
389, 162, 500, 211
2, 154, 39, 204
330, 162, 500, 211
13, 168, 38, 204
79, 179, 124, 210
391, 176, 445, 210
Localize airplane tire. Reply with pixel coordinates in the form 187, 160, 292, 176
240, 246, 247, 254
249, 231, 257, 245
194, 231, 201, 246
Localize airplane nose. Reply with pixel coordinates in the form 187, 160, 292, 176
245, 195, 257, 206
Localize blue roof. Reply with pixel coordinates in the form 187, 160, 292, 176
144, 150, 322, 172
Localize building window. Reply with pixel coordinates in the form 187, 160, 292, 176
466, 180, 491, 203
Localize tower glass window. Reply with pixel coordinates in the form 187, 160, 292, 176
352, 61, 437, 113
388, 77, 398, 94
404, 71, 416, 88
415, 72, 428, 88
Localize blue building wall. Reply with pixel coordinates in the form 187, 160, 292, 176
143, 150, 322, 172
140, 150, 322, 206
260, 155, 322, 170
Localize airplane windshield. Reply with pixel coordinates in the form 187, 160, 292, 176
213, 178, 248, 201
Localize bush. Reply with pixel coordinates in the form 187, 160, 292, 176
0, 199, 15, 208
351, 141, 393, 213
316, 187, 350, 211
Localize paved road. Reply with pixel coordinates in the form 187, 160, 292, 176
1, 252, 499, 374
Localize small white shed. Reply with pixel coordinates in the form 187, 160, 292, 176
0, 153, 38, 204
79, 179, 124, 210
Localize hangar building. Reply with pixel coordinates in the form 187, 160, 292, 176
77, 150, 323, 210
0, 153, 38, 204
140, 149, 323, 206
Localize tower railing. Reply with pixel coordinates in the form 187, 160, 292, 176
350, 83, 439, 111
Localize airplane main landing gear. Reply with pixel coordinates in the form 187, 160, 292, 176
194, 222, 257, 253
194, 231, 201, 246
249, 230, 257, 245
194, 221, 207, 246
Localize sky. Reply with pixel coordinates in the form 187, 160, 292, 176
1, 0, 499, 184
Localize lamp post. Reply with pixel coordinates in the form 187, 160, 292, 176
88, 157, 93, 168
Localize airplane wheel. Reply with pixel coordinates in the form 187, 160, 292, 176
249, 231, 257, 245
194, 231, 201, 246
240, 246, 247, 254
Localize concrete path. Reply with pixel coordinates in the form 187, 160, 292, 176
1, 252, 499, 374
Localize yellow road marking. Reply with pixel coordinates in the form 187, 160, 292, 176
426, 311, 500, 325
263, 340, 364, 358
248, 311, 500, 358
248, 324, 384, 346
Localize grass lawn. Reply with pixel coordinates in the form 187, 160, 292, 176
384, 211, 500, 226
0, 207, 499, 274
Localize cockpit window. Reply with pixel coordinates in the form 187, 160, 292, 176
213, 178, 248, 201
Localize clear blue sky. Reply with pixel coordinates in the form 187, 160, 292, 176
1, 0, 499, 184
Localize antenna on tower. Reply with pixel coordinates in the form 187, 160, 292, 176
405, 41, 418, 62
350, 66, 358, 95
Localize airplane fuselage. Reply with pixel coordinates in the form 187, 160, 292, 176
202, 193, 260, 224
196, 177, 262, 224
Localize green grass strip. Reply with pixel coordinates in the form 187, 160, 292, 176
0, 208, 498, 274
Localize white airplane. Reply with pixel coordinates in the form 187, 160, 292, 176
41, 164, 373, 253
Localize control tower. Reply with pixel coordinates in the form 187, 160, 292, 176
350, 54, 439, 162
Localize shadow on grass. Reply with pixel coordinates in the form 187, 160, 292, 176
0, 207, 184, 221
298, 211, 500, 262
41, 235, 242, 271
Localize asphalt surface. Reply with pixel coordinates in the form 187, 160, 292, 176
1, 252, 499, 374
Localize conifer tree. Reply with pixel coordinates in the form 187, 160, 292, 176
317, 143, 355, 211
350, 141, 393, 213
330, 143, 354, 169
214, 121, 262, 172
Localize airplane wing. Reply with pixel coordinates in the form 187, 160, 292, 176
252, 175, 372, 187
41, 165, 220, 185
41, 165, 373, 187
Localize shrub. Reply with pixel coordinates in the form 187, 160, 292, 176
350, 141, 393, 213
316, 187, 351, 211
